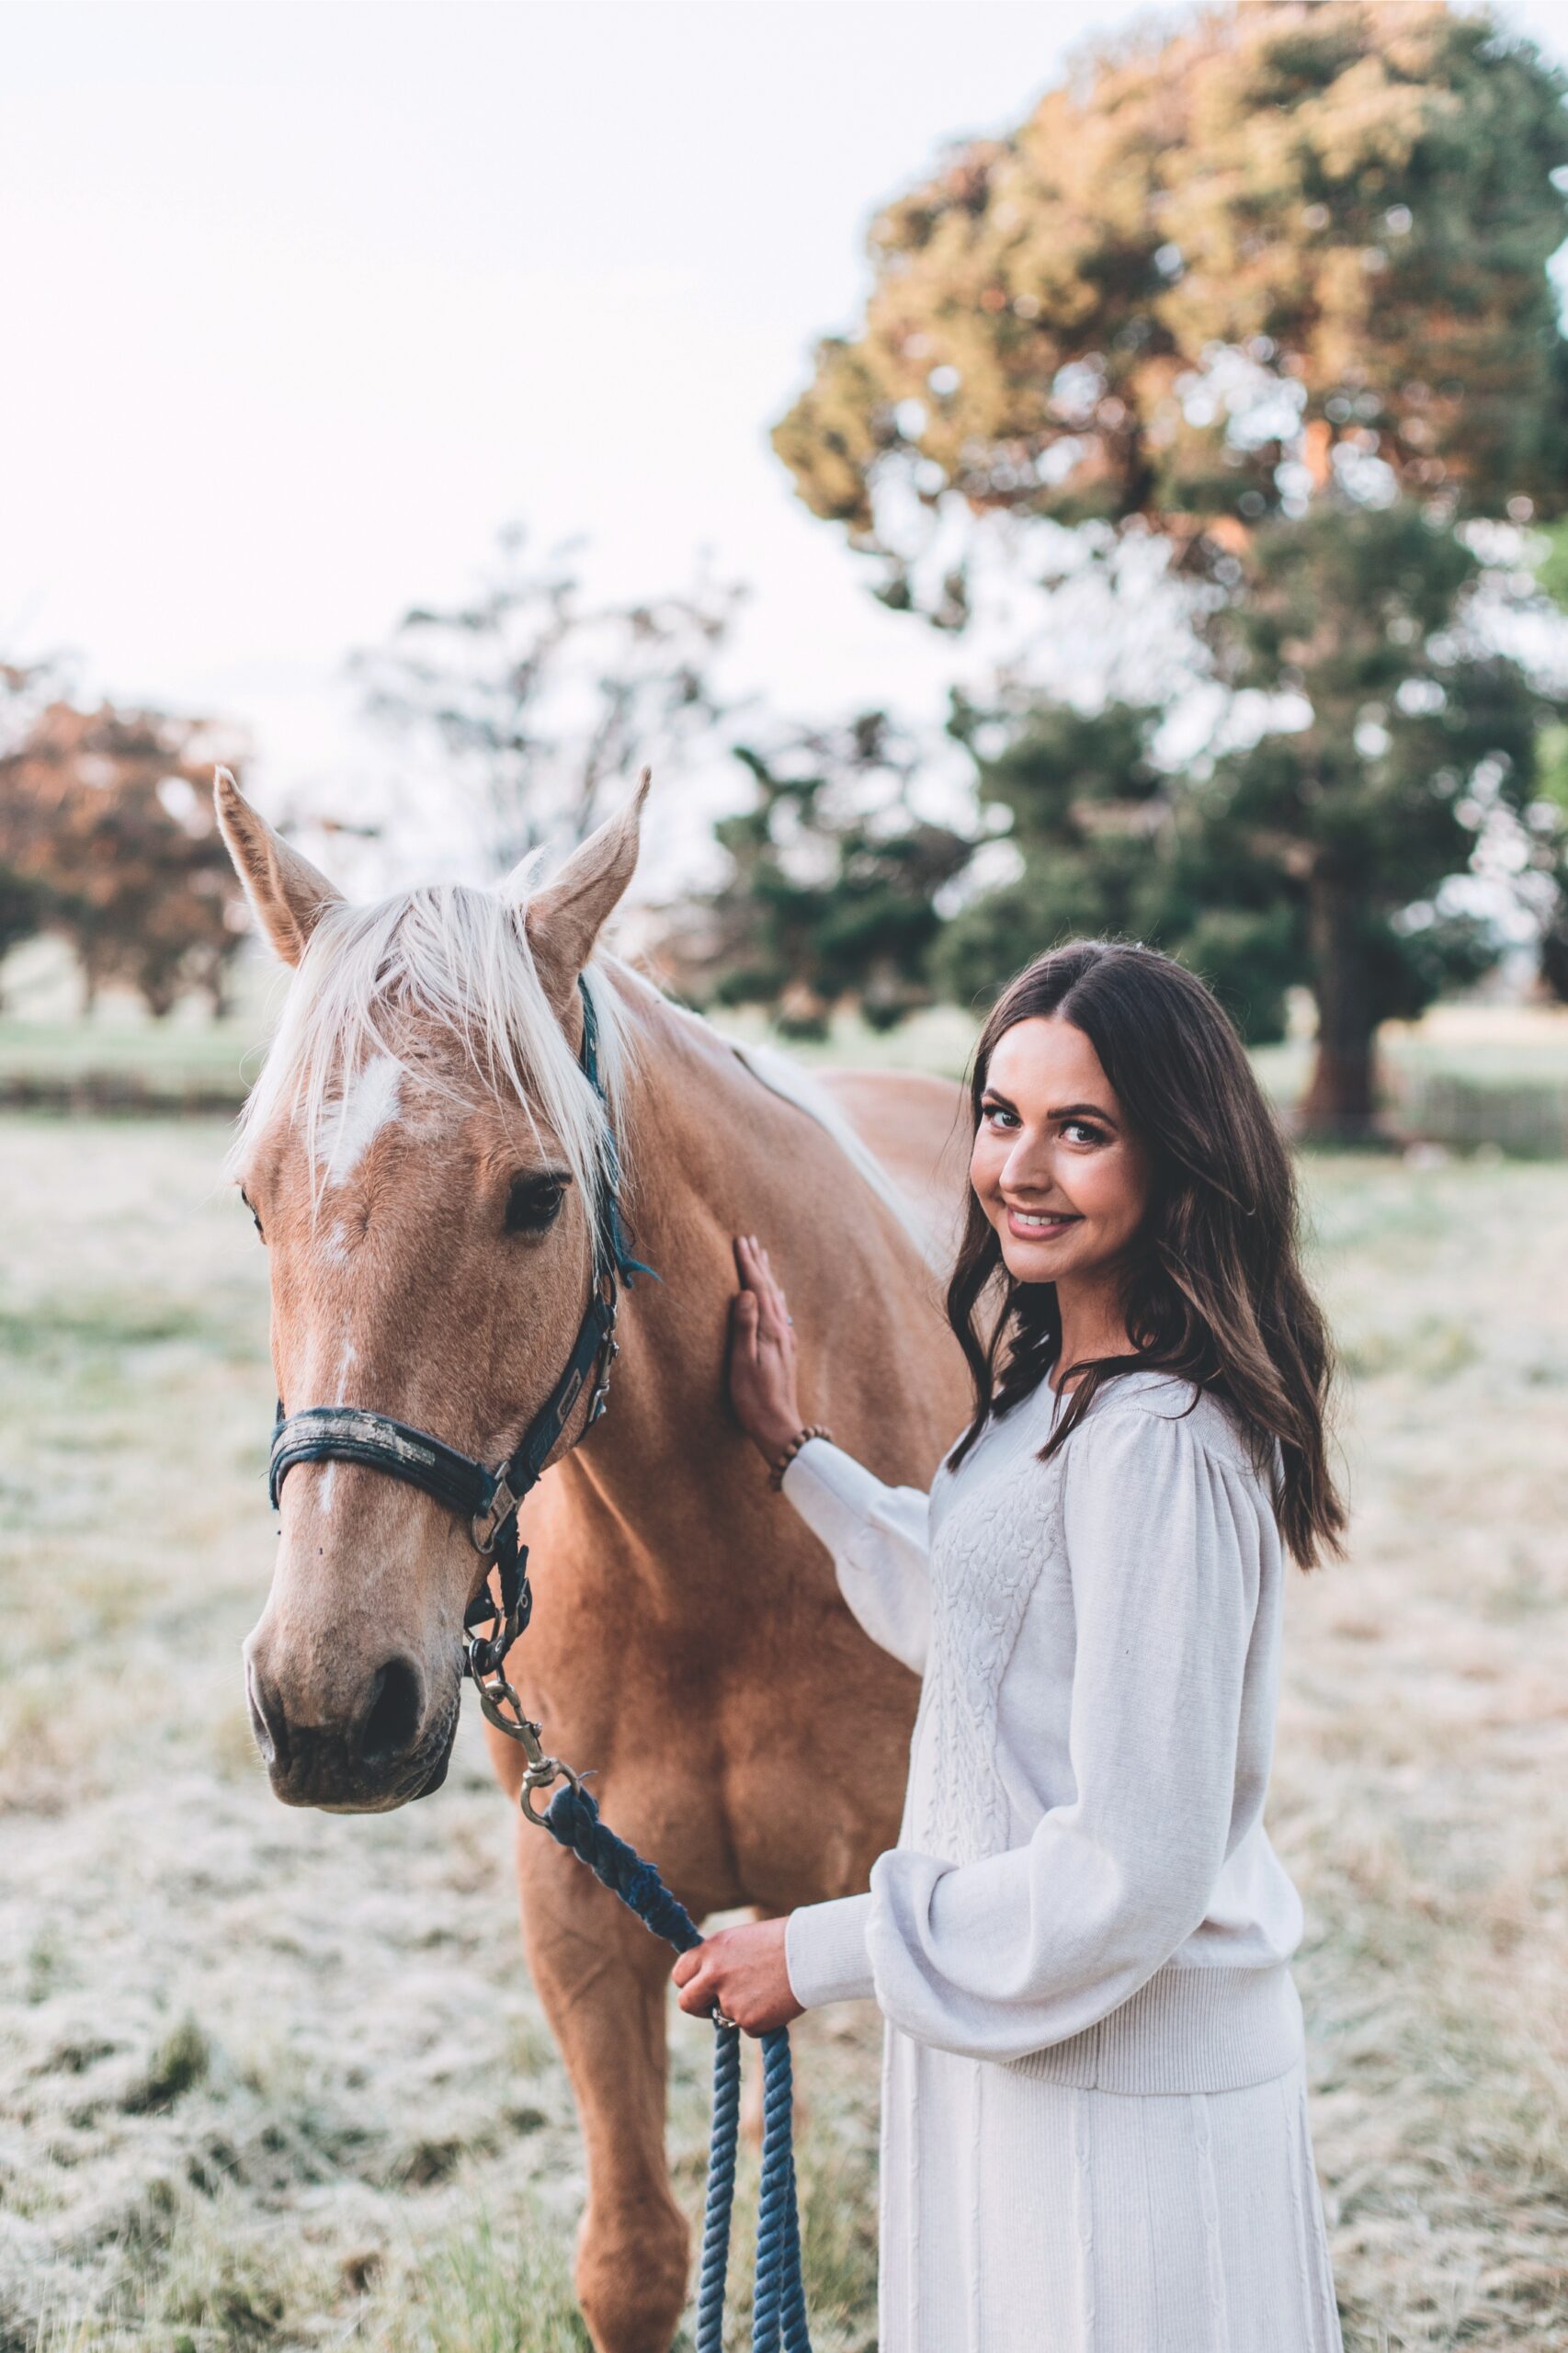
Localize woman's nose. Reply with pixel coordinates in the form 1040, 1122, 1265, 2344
1003, 1135, 1051, 1190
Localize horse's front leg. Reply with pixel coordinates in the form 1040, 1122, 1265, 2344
514, 1814, 688, 2353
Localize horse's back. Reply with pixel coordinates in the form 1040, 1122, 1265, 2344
812, 1065, 971, 1267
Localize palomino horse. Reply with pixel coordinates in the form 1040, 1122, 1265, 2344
217, 770, 971, 2352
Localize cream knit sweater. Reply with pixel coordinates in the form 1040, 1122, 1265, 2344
782, 1368, 1308, 2093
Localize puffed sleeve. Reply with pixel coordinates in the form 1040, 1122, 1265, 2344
779, 1436, 931, 1675
799, 1407, 1265, 2056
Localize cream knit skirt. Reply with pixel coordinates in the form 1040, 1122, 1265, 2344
878, 2028, 1343, 2351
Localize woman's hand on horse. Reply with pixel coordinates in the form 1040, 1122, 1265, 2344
728, 1234, 805, 1465
671, 1916, 803, 2036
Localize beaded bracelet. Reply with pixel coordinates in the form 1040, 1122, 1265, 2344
767, 1423, 834, 1492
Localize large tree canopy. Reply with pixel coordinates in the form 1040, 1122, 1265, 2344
777, 2, 1568, 580
774, 2, 1568, 1132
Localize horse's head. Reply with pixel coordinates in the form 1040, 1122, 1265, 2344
217, 771, 648, 1811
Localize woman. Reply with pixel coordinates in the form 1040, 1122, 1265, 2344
673, 939, 1346, 2349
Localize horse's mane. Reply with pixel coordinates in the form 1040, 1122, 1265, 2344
226, 878, 634, 1257
707, 1029, 942, 1274
229, 872, 935, 1273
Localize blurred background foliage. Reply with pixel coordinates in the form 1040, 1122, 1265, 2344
0, 674, 247, 1019
4, 0, 1568, 1152
770, 0, 1568, 1132
348, 526, 745, 877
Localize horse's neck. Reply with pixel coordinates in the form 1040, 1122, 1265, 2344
553, 976, 866, 1548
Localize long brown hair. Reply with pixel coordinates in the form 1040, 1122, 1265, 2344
945, 940, 1346, 1568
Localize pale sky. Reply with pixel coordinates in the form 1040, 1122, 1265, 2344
7, 0, 1568, 891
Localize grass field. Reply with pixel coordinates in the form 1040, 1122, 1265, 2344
1, 1114, 1565, 2350
4, 941, 1568, 1152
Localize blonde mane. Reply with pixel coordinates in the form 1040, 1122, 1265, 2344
227, 879, 635, 1260
231, 873, 937, 1275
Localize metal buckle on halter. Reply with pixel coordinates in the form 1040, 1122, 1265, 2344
520, 1755, 583, 1826
587, 1336, 619, 1425
470, 1666, 585, 1826
472, 1473, 519, 1558
584, 1273, 620, 1427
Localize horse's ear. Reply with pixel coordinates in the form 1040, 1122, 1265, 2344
521, 768, 651, 1014
214, 767, 344, 966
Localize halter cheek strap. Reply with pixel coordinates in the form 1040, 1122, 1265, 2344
267, 973, 657, 1676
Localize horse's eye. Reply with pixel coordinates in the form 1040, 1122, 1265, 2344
506, 1173, 569, 1234
241, 1190, 265, 1242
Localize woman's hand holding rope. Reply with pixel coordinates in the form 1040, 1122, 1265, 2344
673, 1915, 802, 2035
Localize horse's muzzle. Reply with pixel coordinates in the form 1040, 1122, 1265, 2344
245, 1654, 460, 1813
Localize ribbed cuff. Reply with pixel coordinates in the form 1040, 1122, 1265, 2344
785, 1893, 876, 2008
1006, 1962, 1305, 2094
779, 1438, 884, 1553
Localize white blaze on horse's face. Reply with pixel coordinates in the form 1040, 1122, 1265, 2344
315, 1054, 402, 1188
215, 766, 650, 1813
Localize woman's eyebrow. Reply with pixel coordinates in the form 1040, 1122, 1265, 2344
981, 1086, 1119, 1129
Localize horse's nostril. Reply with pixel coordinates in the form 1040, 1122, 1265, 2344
358, 1655, 425, 1765
245, 1661, 286, 1768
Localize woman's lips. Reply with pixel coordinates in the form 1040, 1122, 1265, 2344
1006, 1208, 1082, 1240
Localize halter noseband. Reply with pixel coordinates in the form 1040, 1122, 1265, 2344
267, 975, 655, 1678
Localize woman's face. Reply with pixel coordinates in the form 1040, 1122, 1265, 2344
969, 1015, 1153, 1290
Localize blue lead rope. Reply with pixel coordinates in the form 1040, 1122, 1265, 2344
540, 1782, 811, 2353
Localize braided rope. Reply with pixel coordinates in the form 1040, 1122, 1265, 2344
697, 2024, 741, 2353
540, 1783, 812, 2352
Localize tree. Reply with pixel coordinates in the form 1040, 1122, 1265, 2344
0, 661, 56, 994
1526, 720, 1568, 1002
1520, 528, 1568, 1004
353, 525, 744, 874
936, 695, 1298, 1041
1205, 501, 1554, 1117
0, 701, 247, 1015
0, 867, 50, 1000
655, 712, 972, 1033
941, 505, 1556, 1077
773, 1, 1568, 1131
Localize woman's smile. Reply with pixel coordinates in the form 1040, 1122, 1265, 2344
1006, 1206, 1082, 1239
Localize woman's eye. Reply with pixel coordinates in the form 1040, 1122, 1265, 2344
1062, 1120, 1107, 1146
506, 1175, 568, 1234
981, 1102, 1018, 1130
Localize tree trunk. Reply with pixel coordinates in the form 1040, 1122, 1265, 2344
1299, 862, 1381, 1142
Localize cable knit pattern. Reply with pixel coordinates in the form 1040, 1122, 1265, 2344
915, 1418, 1067, 1861
779, 1368, 1343, 2351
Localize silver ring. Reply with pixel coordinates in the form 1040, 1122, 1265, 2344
786, 1315, 793, 1325
712, 2007, 739, 2032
